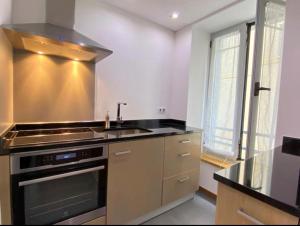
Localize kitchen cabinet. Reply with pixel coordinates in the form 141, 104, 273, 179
107, 138, 164, 225
0, 155, 11, 225
162, 170, 199, 205
216, 183, 299, 225
162, 133, 201, 205
164, 133, 202, 178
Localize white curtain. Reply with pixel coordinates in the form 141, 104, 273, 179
204, 29, 245, 158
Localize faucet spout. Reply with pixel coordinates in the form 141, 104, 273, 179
117, 102, 127, 126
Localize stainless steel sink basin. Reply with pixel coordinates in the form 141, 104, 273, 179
92, 127, 152, 136
107, 128, 152, 136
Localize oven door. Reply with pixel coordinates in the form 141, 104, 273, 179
12, 160, 107, 225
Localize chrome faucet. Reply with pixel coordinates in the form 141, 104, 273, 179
116, 102, 127, 126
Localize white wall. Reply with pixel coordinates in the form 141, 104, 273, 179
271, 0, 300, 202
185, 25, 213, 194
0, 0, 11, 25
169, 26, 193, 121
75, 0, 175, 121
186, 27, 210, 128
199, 161, 222, 195
276, 0, 300, 146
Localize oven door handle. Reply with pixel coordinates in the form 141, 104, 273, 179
18, 165, 105, 187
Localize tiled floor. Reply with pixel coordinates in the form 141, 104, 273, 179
143, 193, 216, 225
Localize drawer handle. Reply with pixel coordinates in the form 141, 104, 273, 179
237, 209, 264, 225
180, 140, 191, 144
177, 176, 190, 183
114, 150, 132, 156
178, 153, 192, 157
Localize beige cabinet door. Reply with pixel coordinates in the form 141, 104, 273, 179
0, 156, 12, 225
216, 183, 299, 225
107, 138, 164, 225
215, 183, 245, 225
164, 133, 201, 178
162, 170, 199, 206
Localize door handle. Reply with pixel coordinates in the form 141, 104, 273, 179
177, 176, 190, 183
19, 166, 105, 187
180, 140, 191, 144
254, 82, 271, 96
114, 150, 132, 156
178, 153, 192, 158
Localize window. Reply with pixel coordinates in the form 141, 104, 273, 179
204, 0, 286, 159
204, 25, 247, 158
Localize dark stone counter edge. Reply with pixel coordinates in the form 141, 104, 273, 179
0, 119, 201, 155
214, 173, 300, 218
13, 119, 186, 131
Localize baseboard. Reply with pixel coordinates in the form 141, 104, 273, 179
198, 186, 217, 200
127, 194, 195, 225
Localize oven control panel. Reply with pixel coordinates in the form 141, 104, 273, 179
10, 144, 108, 174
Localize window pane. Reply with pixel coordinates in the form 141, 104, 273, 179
205, 31, 241, 157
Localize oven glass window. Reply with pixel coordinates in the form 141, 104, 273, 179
23, 171, 101, 225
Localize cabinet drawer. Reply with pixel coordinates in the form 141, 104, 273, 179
162, 170, 199, 205
216, 183, 247, 225
164, 133, 201, 178
216, 183, 299, 225
241, 190, 299, 225
83, 216, 106, 225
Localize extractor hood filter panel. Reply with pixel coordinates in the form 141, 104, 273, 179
21, 36, 97, 61
2, 23, 113, 63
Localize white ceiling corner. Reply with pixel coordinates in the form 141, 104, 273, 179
99, 0, 246, 31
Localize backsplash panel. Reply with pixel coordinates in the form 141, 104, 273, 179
13, 51, 95, 123
0, 29, 13, 135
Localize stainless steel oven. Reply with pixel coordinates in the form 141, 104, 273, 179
10, 144, 108, 225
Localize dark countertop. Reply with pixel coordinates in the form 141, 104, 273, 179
0, 119, 201, 155
214, 144, 300, 218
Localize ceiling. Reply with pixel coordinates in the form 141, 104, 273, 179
99, 0, 245, 31
195, 0, 257, 33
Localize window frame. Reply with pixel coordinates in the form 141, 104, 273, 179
203, 22, 249, 159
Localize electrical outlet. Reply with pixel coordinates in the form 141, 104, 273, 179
159, 107, 166, 113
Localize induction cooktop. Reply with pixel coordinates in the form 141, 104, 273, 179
16, 128, 94, 137
9, 128, 107, 147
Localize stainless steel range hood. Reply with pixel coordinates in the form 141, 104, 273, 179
1, 23, 113, 63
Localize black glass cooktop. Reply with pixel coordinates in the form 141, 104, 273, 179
16, 128, 93, 137
214, 145, 300, 217
10, 128, 108, 147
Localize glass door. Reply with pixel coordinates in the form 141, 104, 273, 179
246, 0, 286, 157
13, 163, 107, 225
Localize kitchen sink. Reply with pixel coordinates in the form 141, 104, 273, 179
92, 127, 152, 136
107, 128, 152, 136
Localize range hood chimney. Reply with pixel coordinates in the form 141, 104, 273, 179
2, 23, 113, 63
